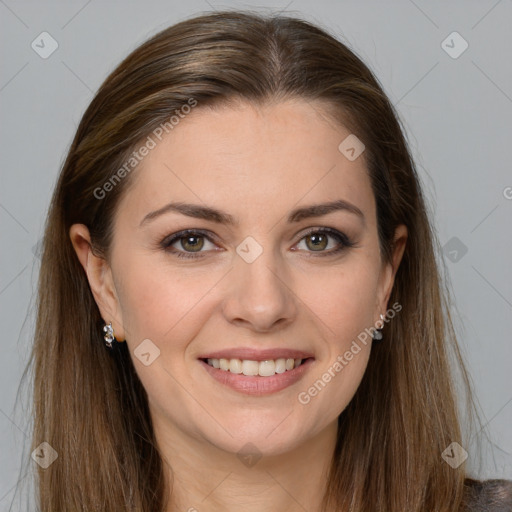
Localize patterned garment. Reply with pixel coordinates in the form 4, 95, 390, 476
462, 479, 512, 511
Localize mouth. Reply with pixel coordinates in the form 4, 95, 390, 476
197, 355, 315, 396
199, 357, 312, 377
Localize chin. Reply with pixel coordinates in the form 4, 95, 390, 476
202, 417, 309, 458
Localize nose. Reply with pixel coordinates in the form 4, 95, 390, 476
221, 244, 298, 333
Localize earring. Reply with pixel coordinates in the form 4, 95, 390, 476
372, 314, 385, 342
103, 322, 115, 348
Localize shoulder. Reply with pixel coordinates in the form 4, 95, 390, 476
461, 478, 512, 511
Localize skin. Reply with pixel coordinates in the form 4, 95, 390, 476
70, 98, 407, 512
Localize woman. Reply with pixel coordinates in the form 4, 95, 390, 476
24, 10, 511, 512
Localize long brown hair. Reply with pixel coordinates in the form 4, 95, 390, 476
17, 9, 482, 511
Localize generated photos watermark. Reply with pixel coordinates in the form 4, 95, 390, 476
297, 301, 402, 405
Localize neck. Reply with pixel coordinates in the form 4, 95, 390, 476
154, 419, 338, 512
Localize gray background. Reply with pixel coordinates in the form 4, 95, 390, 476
1, 0, 511, 507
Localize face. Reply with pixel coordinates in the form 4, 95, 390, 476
72, 98, 406, 458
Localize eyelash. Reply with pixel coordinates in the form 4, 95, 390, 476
159, 228, 356, 260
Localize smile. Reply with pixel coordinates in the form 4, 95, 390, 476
203, 357, 306, 376
198, 357, 315, 395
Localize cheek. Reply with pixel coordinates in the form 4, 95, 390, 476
299, 257, 381, 345
115, 254, 221, 346
296, 264, 377, 417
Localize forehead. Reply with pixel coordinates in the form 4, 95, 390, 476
115, 99, 375, 228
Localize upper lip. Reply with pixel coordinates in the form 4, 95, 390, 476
198, 348, 315, 361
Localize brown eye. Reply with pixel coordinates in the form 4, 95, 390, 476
305, 232, 329, 251
160, 229, 217, 259
179, 235, 205, 252
295, 228, 355, 256
161, 228, 355, 260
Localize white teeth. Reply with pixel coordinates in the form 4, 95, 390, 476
206, 357, 305, 376
258, 360, 275, 377
242, 359, 259, 376
275, 358, 286, 374
229, 358, 242, 374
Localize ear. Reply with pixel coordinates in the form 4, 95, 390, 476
375, 224, 408, 320
69, 224, 126, 342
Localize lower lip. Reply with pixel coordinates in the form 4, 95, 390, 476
198, 358, 315, 396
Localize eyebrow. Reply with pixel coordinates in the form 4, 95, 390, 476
139, 199, 365, 227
